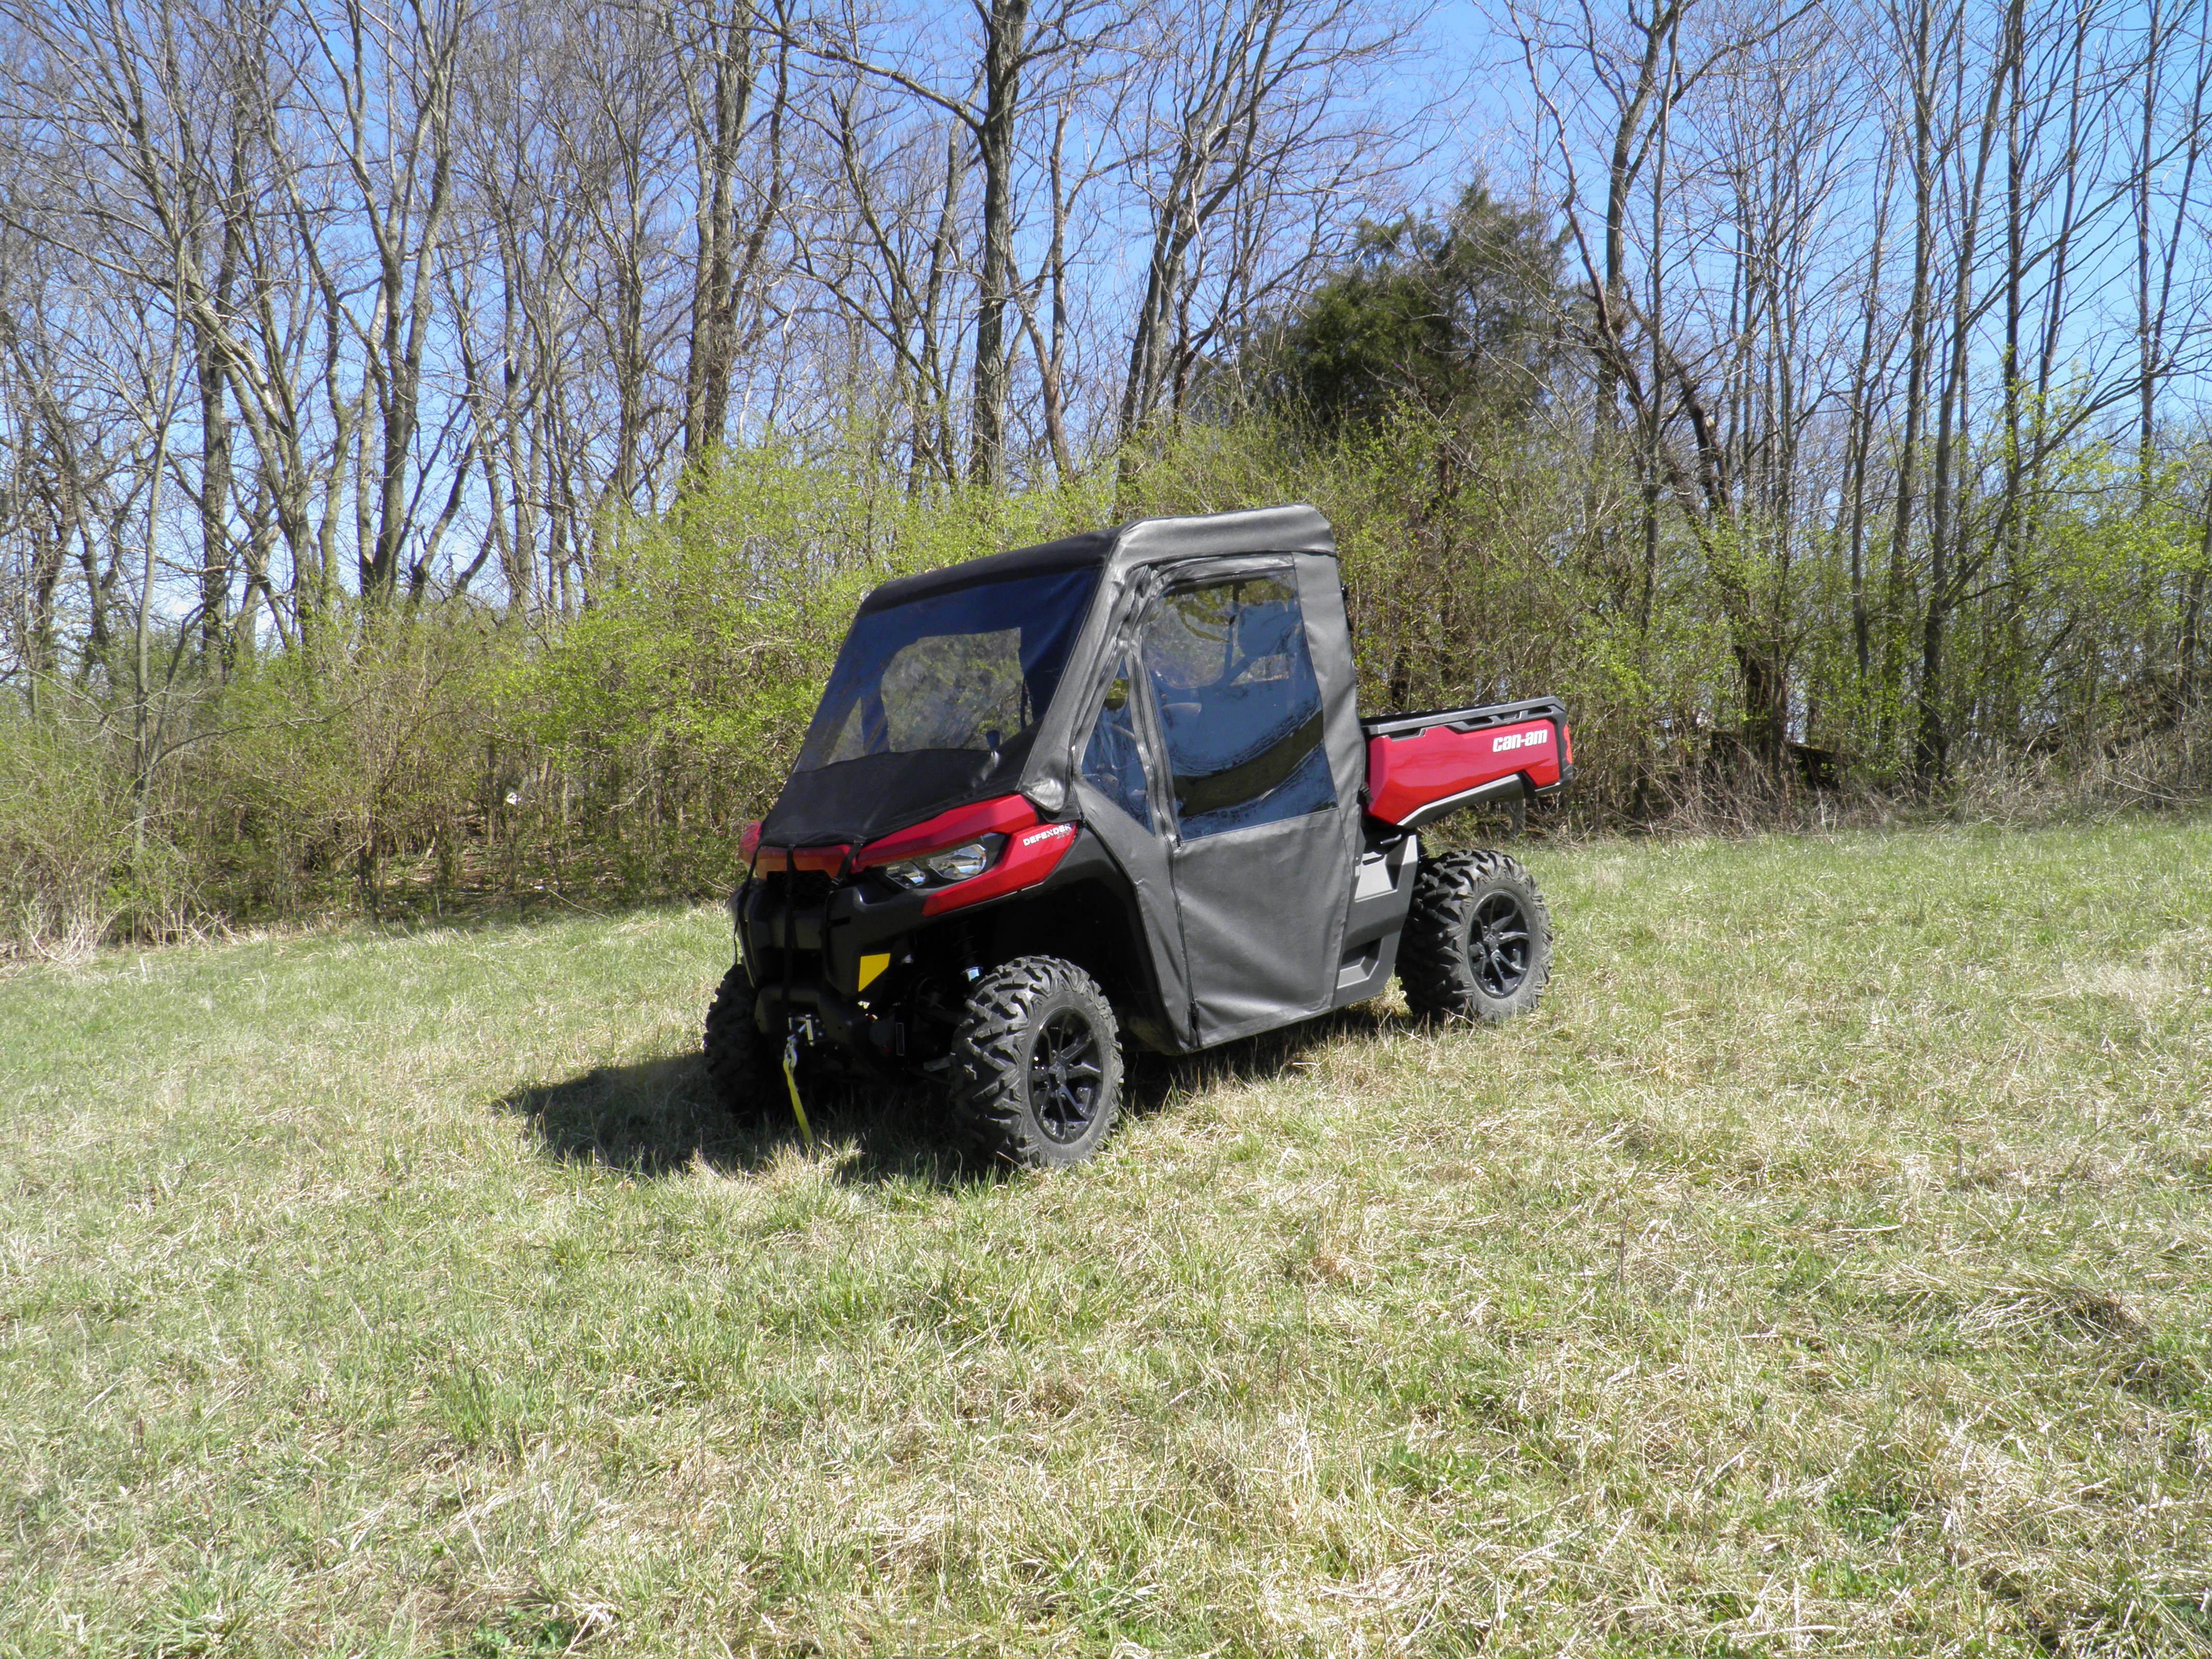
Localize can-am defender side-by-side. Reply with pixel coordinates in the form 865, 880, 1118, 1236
707, 505, 1572, 1165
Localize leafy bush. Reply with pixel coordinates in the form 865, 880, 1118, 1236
0, 701, 189, 959
4, 422, 2207, 957
185, 608, 507, 913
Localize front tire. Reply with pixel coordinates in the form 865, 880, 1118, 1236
703, 961, 779, 1117
1399, 849, 1552, 1022
949, 956, 1123, 1167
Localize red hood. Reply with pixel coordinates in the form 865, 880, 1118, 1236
743, 795, 1040, 874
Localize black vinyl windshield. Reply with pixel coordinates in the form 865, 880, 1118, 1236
763, 566, 1099, 847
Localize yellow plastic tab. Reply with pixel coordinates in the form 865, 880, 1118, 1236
856, 952, 890, 991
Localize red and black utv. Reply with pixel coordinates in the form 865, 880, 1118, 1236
708, 505, 1571, 1165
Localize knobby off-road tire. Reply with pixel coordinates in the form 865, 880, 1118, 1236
1400, 849, 1552, 1022
703, 961, 779, 1118
949, 956, 1123, 1168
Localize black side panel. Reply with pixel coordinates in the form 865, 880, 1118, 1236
1395, 774, 1530, 831
1015, 506, 1338, 822
1332, 829, 1418, 1006
1295, 550, 1368, 988
1062, 564, 1195, 1048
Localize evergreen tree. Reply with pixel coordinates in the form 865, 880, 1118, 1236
1257, 182, 1566, 430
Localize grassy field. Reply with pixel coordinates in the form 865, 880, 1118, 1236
2, 820, 2208, 1657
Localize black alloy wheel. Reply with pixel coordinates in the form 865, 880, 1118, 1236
949, 955, 1124, 1167
1029, 1008, 1107, 1144
1468, 889, 1534, 999
1398, 848, 1553, 1022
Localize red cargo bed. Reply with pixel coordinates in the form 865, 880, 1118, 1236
1361, 697, 1572, 829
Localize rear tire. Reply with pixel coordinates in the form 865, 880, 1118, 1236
1399, 849, 1551, 1022
703, 961, 779, 1117
949, 956, 1123, 1167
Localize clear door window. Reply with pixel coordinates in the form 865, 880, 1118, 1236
1080, 658, 1153, 830
1144, 575, 1335, 839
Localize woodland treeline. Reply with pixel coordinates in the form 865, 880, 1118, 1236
2, 0, 2209, 954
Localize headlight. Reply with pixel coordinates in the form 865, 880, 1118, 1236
874, 836, 1003, 890
923, 840, 994, 882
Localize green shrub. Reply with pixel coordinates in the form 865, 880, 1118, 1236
185, 607, 508, 914
7, 421, 2207, 953
0, 700, 190, 958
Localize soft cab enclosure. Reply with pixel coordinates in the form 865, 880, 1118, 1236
746, 506, 1370, 1053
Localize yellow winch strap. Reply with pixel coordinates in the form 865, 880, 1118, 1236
780, 1045, 815, 1153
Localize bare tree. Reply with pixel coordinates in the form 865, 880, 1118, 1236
1114, 0, 1416, 448
671, 0, 794, 463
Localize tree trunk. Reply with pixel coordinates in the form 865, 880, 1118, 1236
1884, 0, 1938, 762
968, 0, 1029, 487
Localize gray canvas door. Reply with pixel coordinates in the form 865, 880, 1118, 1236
1070, 649, 1191, 1051
1140, 567, 1349, 1045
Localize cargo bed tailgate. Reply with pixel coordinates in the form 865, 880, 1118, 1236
1361, 697, 1571, 829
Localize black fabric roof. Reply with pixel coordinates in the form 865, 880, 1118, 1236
857, 530, 1116, 613
856, 505, 1336, 614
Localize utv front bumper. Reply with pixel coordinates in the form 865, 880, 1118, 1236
730, 797, 1093, 1070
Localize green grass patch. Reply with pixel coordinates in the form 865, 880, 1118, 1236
3, 820, 2208, 1655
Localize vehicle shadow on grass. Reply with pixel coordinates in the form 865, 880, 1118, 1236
1125, 1002, 1400, 1115
502, 1000, 1405, 1188
499, 1053, 985, 1188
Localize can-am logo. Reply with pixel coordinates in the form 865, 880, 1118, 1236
1490, 727, 1551, 754
1020, 824, 1076, 849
